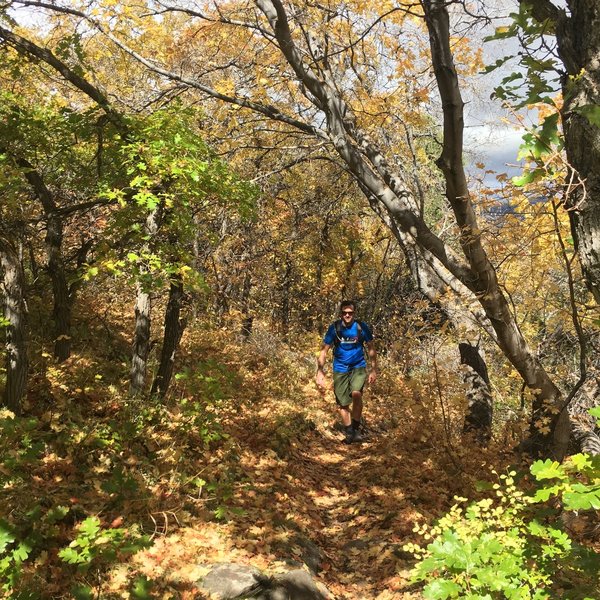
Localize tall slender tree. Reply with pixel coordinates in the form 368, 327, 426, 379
0, 236, 28, 415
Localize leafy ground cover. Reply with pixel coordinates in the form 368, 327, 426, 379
1, 297, 597, 599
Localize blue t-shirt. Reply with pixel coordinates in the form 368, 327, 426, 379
323, 320, 373, 373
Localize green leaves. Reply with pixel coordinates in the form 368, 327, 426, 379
78, 517, 101, 538
410, 432, 600, 600
0, 519, 34, 592
575, 104, 600, 128
130, 575, 154, 599
519, 114, 562, 161
590, 407, 600, 427
58, 516, 150, 572
482, 1, 571, 191
530, 445, 600, 511
0, 521, 16, 554
513, 114, 563, 187
484, 3, 561, 109
530, 458, 565, 480
96, 103, 257, 292
423, 578, 461, 599
563, 485, 600, 510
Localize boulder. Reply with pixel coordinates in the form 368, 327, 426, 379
198, 564, 329, 599
199, 563, 262, 599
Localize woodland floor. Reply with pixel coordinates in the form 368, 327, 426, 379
101, 328, 512, 599
6, 314, 525, 599
126, 389, 497, 600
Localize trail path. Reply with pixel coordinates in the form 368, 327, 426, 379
133, 376, 490, 599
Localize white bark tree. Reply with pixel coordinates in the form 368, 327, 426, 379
0, 237, 28, 415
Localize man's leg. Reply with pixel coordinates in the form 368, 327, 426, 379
338, 404, 352, 427
351, 390, 363, 430
349, 368, 367, 441
333, 371, 354, 443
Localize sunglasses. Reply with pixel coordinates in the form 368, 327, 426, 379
341, 310, 354, 315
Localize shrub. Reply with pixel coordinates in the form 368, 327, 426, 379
406, 437, 600, 599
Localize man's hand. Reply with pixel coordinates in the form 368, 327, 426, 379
315, 344, 330, 393
315, 369, 326, 392
366, 341, 377, 386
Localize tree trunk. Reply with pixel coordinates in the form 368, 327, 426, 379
46, 212, 72, 362
421, 0, 569, 457
129, 283, 151, 396
280, 255, 292, 338
0, 238, 28, 415
240, 270, 253, 341
129, 207, 161, 396
460, 342, 493, 444
314, 214, 332, 332
369, 190, 496, 436
552, 1, 600, 305
212, 256, 229, 326
151, 275, 186, 398
568, 376, 600, 456
12, 155, 73, 362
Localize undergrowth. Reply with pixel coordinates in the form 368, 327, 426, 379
406, 409, 600, 599
1, 300, 597, 598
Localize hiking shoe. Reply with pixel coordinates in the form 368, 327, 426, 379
343, 427, 355, 444
343, 428, 363, 444
351, 429, 363, 443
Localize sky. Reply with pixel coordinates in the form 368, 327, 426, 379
461, 0, 531, 186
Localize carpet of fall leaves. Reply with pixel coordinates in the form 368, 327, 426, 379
4, 292, 535, 599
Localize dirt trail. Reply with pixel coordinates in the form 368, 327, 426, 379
133, 382, 477, 599
222, 388, 458, 600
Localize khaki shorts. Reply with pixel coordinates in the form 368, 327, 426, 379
333, 368, 367, 407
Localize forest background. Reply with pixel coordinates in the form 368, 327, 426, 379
0, 0, 599, 598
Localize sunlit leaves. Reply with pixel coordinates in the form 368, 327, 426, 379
409, 458, 599, 599
90, 103, 257, 291
58, 516, 150, 571
513, 113, 563, 187
531, 450, 600, 511
485, 3, 561, 109
530, 458, 565, 480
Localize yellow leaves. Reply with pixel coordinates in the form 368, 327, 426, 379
450, 35, 484, 76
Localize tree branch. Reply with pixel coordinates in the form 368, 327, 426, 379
519, 0, 562, 24
10, 0, 321, 139
0, 25, 127, 133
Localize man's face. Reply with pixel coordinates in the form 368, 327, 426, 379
341, 307, 355, 324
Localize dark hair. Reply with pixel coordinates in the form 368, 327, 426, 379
340, 300, 356, 312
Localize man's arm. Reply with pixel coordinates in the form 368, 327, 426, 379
315, 343, 330, 389
366, 340, 377, 384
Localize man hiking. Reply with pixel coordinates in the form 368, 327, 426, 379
316, 300, 377, 444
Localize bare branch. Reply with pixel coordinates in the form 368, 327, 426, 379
0, 25, 126, 132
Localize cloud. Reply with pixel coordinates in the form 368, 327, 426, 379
465, 125, 525, 173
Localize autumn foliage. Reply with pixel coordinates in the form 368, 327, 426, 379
1, 1, 600, 598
